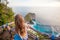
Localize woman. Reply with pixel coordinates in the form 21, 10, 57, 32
6, 14, 39, 40
14, 14, 29, 40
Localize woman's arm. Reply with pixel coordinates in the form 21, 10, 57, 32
26, 23, 33, 30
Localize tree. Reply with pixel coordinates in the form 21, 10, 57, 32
0, 3, 14, 26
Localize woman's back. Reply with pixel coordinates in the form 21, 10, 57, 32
14, 34, 22, 40
14, 23, 28, 40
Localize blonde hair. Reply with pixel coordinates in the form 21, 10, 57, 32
15, 14, 26, 37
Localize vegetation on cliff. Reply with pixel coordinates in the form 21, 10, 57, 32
0, 3, 14, 26
25, 13, 32, 22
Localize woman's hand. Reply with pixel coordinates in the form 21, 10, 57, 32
6, 26, 11, 31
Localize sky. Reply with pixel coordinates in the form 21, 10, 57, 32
8, 0, 60, 7
7, 0, 60, 26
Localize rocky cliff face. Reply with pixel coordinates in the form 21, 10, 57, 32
24, 13, 36, 23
